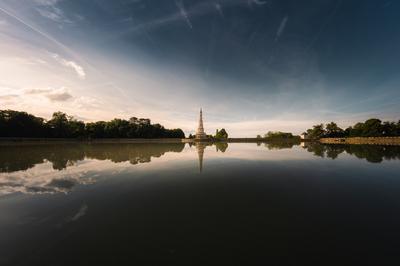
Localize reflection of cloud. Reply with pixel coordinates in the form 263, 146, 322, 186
47, 178, 77, 190
0, 143, 185, 195
69, 204, 88, 222
0, 160, 109, 195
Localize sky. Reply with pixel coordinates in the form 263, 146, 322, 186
0, 0, 399, 137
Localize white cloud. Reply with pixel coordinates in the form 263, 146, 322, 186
51, 53, 86, 79
25, 87, 73, 102
73, 96, 103, 110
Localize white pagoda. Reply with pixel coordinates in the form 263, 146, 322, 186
195, 108, 207, 140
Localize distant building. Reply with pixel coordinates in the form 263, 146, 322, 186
300, 133, 309, 140
195, 108, 207, 139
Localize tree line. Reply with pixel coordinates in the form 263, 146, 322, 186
305, 119, 400, 139
257, 131, 299, 139
0, 110, 185, 139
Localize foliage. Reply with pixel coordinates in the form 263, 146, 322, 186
264, 131, 297, 139
325, 122, 344, 138
215, 128, 228, 139
0, 110, 185, 139
306, 124, 325, 139
0, 110, 46, 137
305, 119, 400, 138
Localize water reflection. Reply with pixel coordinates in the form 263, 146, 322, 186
303, 143, 400, 163
0, 143, 184, 195
261, 140, 301, 150
1, 142, 400, 196
0, 143, 185, 173
193, 142, 229, 172
195, 143, 205, 172
1, 142, 400, 265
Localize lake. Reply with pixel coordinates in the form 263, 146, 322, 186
1, 142, 400, 265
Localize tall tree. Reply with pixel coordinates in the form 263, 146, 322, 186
325, 122, 344, 137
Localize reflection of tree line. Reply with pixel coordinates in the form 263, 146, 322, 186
257, 139, 301, 150
0, 143, 185, 173
303, 143, 400, 163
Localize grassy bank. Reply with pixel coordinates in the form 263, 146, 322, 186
319, 137, 400, 145
0, 138, 184, 146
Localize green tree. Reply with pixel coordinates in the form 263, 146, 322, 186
265, 131, 294, 139
306, 124, 325, 139
382, 121, 397, 136
362, 119, 382, 137
325, 122, 344, 137
215, 128, 228, 139
86, 121, 106, 138
47, 112, 70, 137
0, 110, 45, 137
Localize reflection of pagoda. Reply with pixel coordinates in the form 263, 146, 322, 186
195, 108, 207, 140
195, 143, 206, 172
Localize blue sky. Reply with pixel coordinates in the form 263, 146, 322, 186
0, 0, 399, 136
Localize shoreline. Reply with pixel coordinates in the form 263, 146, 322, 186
1, 137, 400, 146
0, 138, 184, 145
319, 137, 400, 146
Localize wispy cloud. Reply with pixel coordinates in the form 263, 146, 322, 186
275, 15, 288, 42
0, 6, 74, 54
175, 0, 193, 29
34, 0, 73, 24
68, 203, 88, 222
51, 53, 86, 79
25, 87, 73, 102
34, 0, 60, 5
119, 0, 249, 35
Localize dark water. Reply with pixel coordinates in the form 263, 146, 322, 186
1, 142, 400, 265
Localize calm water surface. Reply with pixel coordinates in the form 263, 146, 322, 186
1, 142, 400, 265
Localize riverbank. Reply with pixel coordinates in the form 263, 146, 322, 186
0, 137, 300, 145
0, 138, 184, 145
319, 137, 400, 145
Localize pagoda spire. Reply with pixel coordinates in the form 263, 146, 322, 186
195, 108, 207, 139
